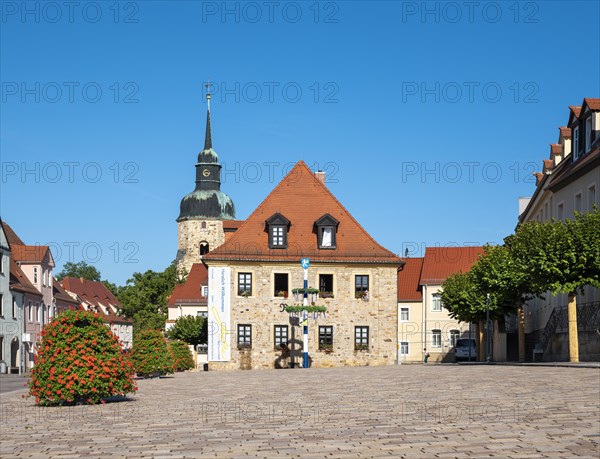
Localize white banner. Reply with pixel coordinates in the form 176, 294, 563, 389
208, 267, 231, 362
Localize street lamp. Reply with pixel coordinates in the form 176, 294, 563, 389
486, 293, 491, 363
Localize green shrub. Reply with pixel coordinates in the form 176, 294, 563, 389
169, 340, 195, 371
131, 329, 174, 377
28, 310, 137, 406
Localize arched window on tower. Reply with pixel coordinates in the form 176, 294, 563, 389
201, 221, 207, 229
199, 241, 209, 257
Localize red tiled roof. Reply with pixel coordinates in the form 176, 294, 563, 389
397, 258, 423, 301
584, 98, 600, 111
11, 244, 52, 264
223, 220, 244, 230
420, 246, 485, 285
548, 143, 600, 192
559, 127, 571, 139
204, 161, 403, 264
52, 276, 79, 306
2, 222, 25, 245
543, 159, 554, 172
9, 258, 43, 297
61, 277, 132, 324
550, 144, 562, 156
168, 263, 208, 306
569, 106, 581, 118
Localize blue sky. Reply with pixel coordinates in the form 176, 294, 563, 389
1, 1, 599, 285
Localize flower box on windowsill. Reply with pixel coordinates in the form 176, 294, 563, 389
354, 345, 369, 352
319, 291, 334, 299
355, 291, 369, 301
320, 345, 333, 353
238, 344, 252, 351
275, 291, 288, 299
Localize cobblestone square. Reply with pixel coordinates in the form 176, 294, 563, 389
1, 365, 599, 458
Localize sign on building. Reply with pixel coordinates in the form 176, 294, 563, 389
208, 266, 231, 362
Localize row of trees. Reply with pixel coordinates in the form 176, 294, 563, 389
441, 210, 600, 361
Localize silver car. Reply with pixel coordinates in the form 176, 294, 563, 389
454, 338, 476, 362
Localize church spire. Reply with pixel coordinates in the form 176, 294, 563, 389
204, 83, 212, 150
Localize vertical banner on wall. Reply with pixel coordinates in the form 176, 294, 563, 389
208, 266, 231, 362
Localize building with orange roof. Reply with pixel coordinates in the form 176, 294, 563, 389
398, 247, 485, 364
517, 97, 599, 362
60, 277, 133, 348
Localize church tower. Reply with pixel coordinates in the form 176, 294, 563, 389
176, 89, 235, 273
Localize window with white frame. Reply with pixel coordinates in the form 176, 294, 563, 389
0, 293, 3, 317
0, 251, 3, 274
400, 307, 409, 322
354, 326, 369, 351
237, 324, 252, 348
399, 341, 409, 355
589, 185, 596, 211
28, 301, 33, 321
12, 297, 17, 319
431, 294, 443, 312
237, 273, 252, 296
573, 126, 579, 159
432, 329, 442, 348
585, 117, 592, 152
36, 303, 41, 323
274, 325, 288, 349
449, 329, 460, 347
201, 285, 209, 297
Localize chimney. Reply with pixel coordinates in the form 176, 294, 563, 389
315, 170, 326, 184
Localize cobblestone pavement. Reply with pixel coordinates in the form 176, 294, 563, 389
1, 365, 599, 458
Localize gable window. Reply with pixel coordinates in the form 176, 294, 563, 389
201, 285, 209, 297
274, 273, 289, 297
400, 307, 409, 322
315, 214, 339, 249
573, 126, 580, 160
319, 326, 333, 351
355, 275, 369, 299
33, 267, 38, 284
238, 273, 252, 296
431, 294, 443, 312
432, 329, 442, 348
585, 117, 592, 152
319, 274, 334, 298
237, 324, 252, 348
274, 325, 288, 349
354, 326, 369, 351
400, 341, 409, 355
266, 213, 290, 249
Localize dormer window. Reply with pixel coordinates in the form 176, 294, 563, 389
266, 213, 290, 249
315, 214, 339, 249
573, 126, 580, 160
585, 117, 592, 152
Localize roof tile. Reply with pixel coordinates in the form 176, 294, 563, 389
420, 247, 484, 285
397, 258, 423, 301
168, 263, 208, 306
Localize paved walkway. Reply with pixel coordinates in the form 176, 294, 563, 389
1, 365, 599, 458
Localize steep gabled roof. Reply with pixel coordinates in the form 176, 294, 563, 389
2, 222, 25, 245
559, 127, 571, 139
583, 98, 600, 111
9, 259, 43, 297
52, 276, 80, 307
397, 258, 424, 301
11, 244, 54, 266
420, 246, 485, 285
204, 161, 403, 265
61, 277, 132, 324
167, 263, 208, 307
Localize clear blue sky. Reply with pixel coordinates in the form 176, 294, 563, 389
1, 1, 599, 285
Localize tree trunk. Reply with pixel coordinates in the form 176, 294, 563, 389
567, 293, 579, 363
478, 320, 485, 362
518, 305, 526, 362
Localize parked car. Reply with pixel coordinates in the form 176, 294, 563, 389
454, 338, 476, 362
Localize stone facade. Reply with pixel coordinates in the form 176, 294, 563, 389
177, 219, 225, 274
208, 262, 398, 371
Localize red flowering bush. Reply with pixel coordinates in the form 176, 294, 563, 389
28, 310, 137, 406
169, 340, 195, 371
131, 329, 174, 377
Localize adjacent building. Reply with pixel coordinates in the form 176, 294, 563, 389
518, 97, 599, 361
397, 247, 484, 364
61, 277, 133, 349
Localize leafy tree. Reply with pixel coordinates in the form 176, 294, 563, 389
166, 315, 207, 346
440, 271, 485, 323
131, 329, 174, 377
56, 261, 101, 282
169, 340, 195, 371
28, 310, 137, 405
118, 262, 185, 334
